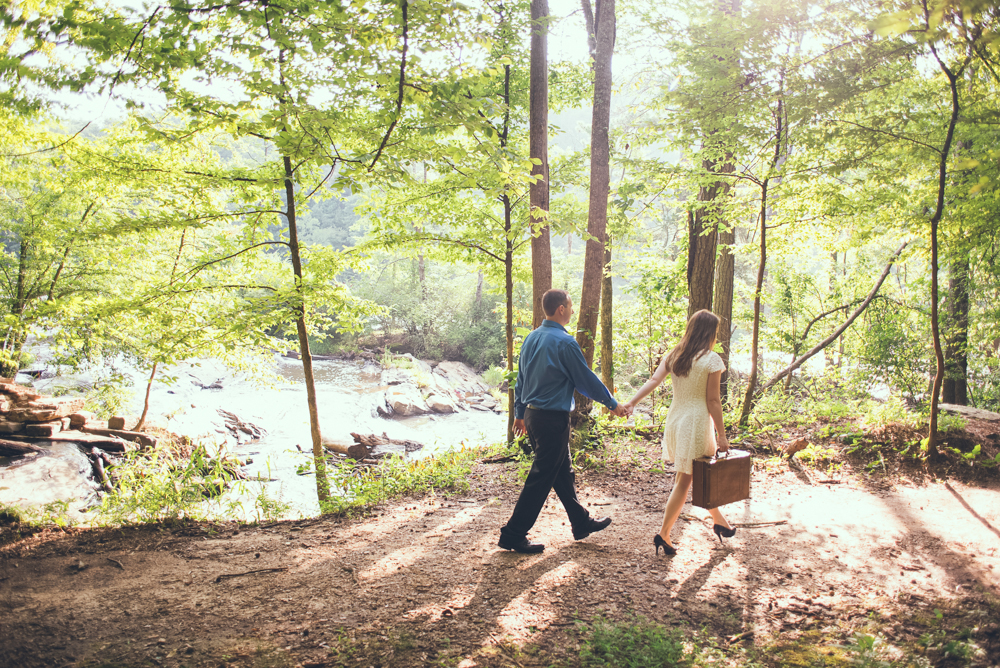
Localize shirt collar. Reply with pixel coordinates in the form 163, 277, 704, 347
541, 319, 567, 333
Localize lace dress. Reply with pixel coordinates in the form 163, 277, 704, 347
661, 350, 727, 474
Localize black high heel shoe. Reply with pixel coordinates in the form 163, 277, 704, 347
713, 524, 737, 544
653, 534, 676, 556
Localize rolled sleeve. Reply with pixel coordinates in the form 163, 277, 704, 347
560, 339, 617, 409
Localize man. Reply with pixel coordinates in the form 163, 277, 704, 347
498, 289, 627, 554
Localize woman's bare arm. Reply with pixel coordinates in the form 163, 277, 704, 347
625, 355, 669, 411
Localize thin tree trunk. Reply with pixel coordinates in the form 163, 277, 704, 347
474, 269, 484, 315
505, 196, 516, 446
739, 100, 783, 427
135, 362, 157, 433
926, 46, 964, 460
600, 238, 613, 392
529, 0, 552, 329
739, 189, 767, 427
284, 154, 330, 504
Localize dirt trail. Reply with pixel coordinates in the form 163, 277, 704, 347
1, 454, 998, 667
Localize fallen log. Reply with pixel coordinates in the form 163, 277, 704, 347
91, 447, 113, 493
79, 427, 157, 449
0, 431, 137, 452
350, 432, 424, 452
322, 439, 369, 461
0, 438, 44, 456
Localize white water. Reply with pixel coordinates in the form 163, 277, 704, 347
25, 354, 507, 518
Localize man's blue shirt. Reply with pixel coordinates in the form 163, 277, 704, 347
513, 319, 617, 419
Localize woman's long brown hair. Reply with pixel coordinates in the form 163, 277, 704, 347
663, 309, 720, 378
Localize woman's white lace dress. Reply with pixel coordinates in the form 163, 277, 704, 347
661, 350, 726, 474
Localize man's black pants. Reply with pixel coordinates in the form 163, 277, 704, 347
500, 407, 591, 541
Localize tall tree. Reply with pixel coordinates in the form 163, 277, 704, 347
529, 0, 552, 329
575, 0, 615, 365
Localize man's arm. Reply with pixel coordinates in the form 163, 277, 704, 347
560, 339, 618, 410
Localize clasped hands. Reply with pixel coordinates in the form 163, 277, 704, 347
610, 401, 632, 418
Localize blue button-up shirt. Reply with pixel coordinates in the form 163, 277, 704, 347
513, 319, 618, 419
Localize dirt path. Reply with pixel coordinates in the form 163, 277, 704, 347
1, 452, 998, 667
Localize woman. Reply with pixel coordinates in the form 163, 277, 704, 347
623, 309, 735, 555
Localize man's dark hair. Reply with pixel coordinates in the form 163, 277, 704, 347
542, 289, 570, 317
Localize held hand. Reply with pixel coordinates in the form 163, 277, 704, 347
610, 404, 627, 418
513, 418, 526, 437
716, 435, 730, 454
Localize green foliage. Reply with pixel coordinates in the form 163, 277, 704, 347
95, 445, 288, 525
319, 446, 494, 515
577, 615, 688, 667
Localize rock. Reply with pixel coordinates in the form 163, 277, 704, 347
69, 411, 96, 429
479, 395, 498, 409
3, 397, 86, 423
25, 421, 63, 437
0, 442, 98, 515
0, 397, 9, 412
433, 361, 490, 396
939, 403, 1000, 422
0, 382, 42, 402
399, 354, 433, 376
384, 384, 429, 417
425, 393, 458, 414
108, 416, 126, 430
380, 368, 412, 386
0, 420, 23, 434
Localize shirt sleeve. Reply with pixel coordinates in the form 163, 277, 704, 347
513, 363, 526, 420
559, 338, 618, 409
707, 351, 726, 374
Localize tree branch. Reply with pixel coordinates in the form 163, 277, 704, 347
368, 0, 408, 171
757, 242, 908, 395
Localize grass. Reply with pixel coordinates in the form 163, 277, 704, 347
319, 443, 501, 515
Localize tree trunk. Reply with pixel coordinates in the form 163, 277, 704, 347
572, 0, 615, 426
942, 253, 969, 405
712, 168, 735, 403
504, 195, 516, 446
529, 0, 552, 330
474, 269, 484, 316
600, 237, 613, 392
926, 51, 963, 460
739, 100, 783, 427
135, 362, 157, 433
687, 172, 721, 317
739, 183, 767, 427
575, 0, 615, 367
284, 154, 330, 504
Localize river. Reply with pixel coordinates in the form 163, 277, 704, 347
22, 353, 508, 519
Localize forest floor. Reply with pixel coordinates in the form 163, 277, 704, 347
1, 419, 999, 668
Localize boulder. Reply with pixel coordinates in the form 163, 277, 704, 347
69, 411, 96, 429
425, 393, 458, 414
108, 416, 127, 430
0, 382, 42, 402
380, 368, 413, 386
0, 442, 98, 515
433, 361, 490, 396
25, 421, 63, 437
3, 397, 86, 423
0, 420, 23, 434
384, 384, 429, 417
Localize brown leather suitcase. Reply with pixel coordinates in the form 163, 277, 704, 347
691, 449, 751, 509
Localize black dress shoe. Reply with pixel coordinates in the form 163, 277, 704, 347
573, 516, 612, 540
498, 536, 545, 553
